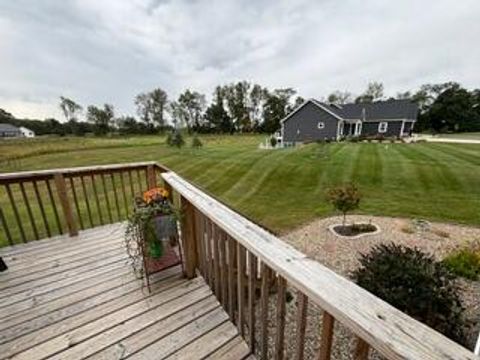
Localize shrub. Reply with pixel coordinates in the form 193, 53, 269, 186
352, 243, 467, 345
167, 131, 184, 148
443, 249, 480, 280
270, 137, 277, 147
191, 135, 203, 148
326, 183, 361, 226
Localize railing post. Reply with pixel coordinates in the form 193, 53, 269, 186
147, 165, 157, 189
54, 173, 78, 237
180, 196, 198, 279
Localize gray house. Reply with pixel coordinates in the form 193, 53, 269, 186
281, 99, 418, 144
0, 123, 22, 138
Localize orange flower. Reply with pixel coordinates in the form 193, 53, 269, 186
143, 187, 169, 204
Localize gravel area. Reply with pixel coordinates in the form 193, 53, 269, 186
254, 215, 480, 359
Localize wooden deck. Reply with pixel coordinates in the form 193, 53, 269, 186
0, 223, 253, 360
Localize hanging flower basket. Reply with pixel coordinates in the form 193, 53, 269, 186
125, 187, 182, 282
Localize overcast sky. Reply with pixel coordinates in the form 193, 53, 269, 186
1, 0, 479, 120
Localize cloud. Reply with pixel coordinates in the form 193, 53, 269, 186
0, 0, 479, 120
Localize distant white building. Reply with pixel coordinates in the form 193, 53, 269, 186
19, 126, 35, 138
0, 124, 35, 138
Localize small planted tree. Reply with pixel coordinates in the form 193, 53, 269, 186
352, 243, 467, 345
191, 135, 203, 148
166, 130, 185, 148
270, 136, 277, 148
326, 183, 361, 226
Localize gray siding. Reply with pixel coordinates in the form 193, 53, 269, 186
283, 102, 339, 143
361, 121, 403, 137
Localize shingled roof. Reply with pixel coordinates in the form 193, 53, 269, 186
313, 99, 418, 121
0, 123, 20, 132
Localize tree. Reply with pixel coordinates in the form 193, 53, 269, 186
204, 86, 233, 133
421, 84, 480, 132
396, 91, 412, 100
326, 183, 361, 226
135, 88, 168, 129
262, 88, 296, 133
355, 82, 384, 103
223, 81, 252, 132
177, 90, 206, 132
59, 96, 82, 122
327, 91, 352, 104
86, 104, 114, 135
167, 101, 187, 130
117, 116, 140, 135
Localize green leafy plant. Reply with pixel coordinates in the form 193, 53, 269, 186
326, 183, 361, 226
166, 130, 185, 148
191, 135, 203, 148
443, 248, 480, 280
125, 187, 179, 272
352, 243, 467, 345
270, 137, 277, 147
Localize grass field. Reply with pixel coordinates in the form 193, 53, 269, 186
1, 135, 479, 246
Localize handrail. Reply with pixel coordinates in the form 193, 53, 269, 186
163, 170, 477, 360
0, 162, 170, 184
0, 162, 169, 245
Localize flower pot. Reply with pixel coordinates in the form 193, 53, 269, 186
153, 214, 178, 239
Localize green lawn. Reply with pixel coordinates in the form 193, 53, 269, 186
1, 135, 479, 246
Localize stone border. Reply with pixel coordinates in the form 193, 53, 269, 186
328, 223, 381, 239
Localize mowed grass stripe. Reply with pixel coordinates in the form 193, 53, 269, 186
1, 136, 480, 247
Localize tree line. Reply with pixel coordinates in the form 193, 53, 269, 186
1, 81, 479, 136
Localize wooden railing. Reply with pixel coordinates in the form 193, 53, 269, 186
0, 162, 168, 245
163, 171, 477, 360
0, 162, 477, 359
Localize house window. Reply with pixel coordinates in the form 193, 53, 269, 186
378, 122, 388, 133
317, 122, 325, 129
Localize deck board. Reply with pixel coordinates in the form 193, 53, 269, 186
0, 223, 252, 360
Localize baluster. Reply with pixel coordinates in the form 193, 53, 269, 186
110, 173, 121, 220
33, 180, 52, 237
220, 232, 228, 310
53, 173, 78, 237
228, 235, 236, 321
5, 184, 26, 243
119, 171, 129, 216
318, 311, 335, 360
354, 338, 370, 360
194, 210, 206, 277
136, 170, 143, 192
179, 196, 197, 279
260, 263, 270, 359
206, 220, 214, 288
295, 293, 308, 360
0, 206, 13, 245
144, 168, 149, 189
237, 242, 246, 337
80, 176, 94, 227
248, 251, 257, 352
128, 170, 135, 200
213, 225, 221, 298
101, 174, 113, 223
19, 182, 39, 240
147, 165, 157, 188
69, 177, 84, 230
275, 276, 286, 360
91, 174, 103, 225
46, 179, 63, 234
